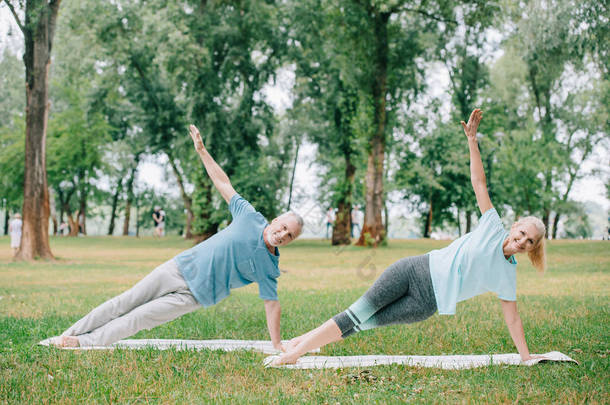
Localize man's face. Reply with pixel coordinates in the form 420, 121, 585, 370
264, 215, 301, 247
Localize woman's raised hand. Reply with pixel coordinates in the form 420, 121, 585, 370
189, 124, 205, 153
461, 108, 483, 140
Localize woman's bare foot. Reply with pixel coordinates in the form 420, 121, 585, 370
271, 350, 301, 366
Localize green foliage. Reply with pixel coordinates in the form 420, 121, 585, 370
0, 118, 25, 212
0, 50, 26, 212
46, 6, 112, 221
561, 202, 593, 239
171, 0, 292, 228
395, 117, 471, 235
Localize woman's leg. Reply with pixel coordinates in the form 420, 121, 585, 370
332, 255, 430, 337
274, 319, 343, 365
60, 259, 194, 344
354, 255, 436, 331
274, 255, 431, 365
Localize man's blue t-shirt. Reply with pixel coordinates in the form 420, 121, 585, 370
428, 208, 517, 315
174, 194, 280, 307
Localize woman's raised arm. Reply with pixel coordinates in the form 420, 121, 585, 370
461, 109, 493, 214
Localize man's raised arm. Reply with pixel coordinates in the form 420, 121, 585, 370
188, 125, 237, 204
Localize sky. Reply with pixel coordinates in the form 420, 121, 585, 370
1, 5, 608, 238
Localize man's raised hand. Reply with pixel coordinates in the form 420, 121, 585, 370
461, 108, 483, 140
189, 124, 205, 153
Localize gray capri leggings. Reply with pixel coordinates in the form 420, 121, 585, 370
332, 254, 437, 338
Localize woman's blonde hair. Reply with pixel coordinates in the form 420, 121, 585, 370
516, 216, 546, 273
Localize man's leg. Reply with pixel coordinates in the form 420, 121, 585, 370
62, 259, 189, 340
76, 290, 201, 346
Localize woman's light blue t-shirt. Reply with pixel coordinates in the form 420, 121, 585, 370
174, 194, 280, 307
428, 208, 517, 315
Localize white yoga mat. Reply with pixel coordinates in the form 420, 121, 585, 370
38, 338, 319, 355
263, 351, 578, 370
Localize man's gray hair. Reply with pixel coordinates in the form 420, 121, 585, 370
279, 211, 304, 231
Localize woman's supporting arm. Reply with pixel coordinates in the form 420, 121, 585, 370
501, 299, 535, 361
461, 109, 493, 214
188, 125, 237, 204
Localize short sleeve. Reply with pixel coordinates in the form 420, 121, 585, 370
229, 194, 256, 219
258, 275, 278, 301
476, 208, 504, 235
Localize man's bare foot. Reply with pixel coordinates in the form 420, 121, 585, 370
50, 335, 80, 347
283, 338, 301, 352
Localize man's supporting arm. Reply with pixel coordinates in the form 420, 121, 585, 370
264, 299, 283, 351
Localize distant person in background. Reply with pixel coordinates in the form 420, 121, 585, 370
351, 205, 362, 238
9, 213, 22, 255
325, 207, 335, 239
58, 222, 69, 236
158, 209, 166, 237
152, 206, 165, 237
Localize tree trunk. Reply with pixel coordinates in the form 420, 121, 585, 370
542, 208, 550, 239
135, 196, 140, 237
59, 187, 78, 237
384, 196, 389, 238
356, 12, 390, 247
423, 199, 433, 238
3, 209, 9, 236
77, 193, 87, 235
465, 210, 473, 233
332, 159, 356, 246
193, 180, 219, 243
66, 210, 78, 237
287, 139, 300, 211
551, 212, 560, 240
59, 191, 78, 237
15, 0, 62, 260
107, 179, 122, 235
122, 157, 139, 236
166, 153, 194, 238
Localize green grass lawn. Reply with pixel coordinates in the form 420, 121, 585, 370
0, 236, 608, 403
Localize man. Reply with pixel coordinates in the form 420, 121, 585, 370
50, 125, 303, 351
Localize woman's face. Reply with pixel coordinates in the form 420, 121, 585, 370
507, 221, 541, 253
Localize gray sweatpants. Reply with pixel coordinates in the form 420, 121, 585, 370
63, 259, 201, 347
333, 254, 437, 338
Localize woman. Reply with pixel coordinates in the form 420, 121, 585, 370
273, 109, 547, 365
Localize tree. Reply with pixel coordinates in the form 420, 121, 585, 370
3, 0, 61, 259
395, 117, 467, 237
328, 0, 452, 246
502, 0, 608, 236
286, 0, 364, 245
45, 4, 110, 237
